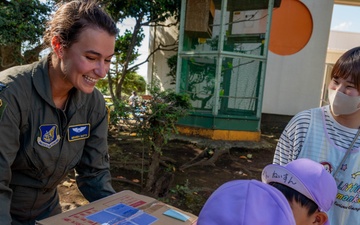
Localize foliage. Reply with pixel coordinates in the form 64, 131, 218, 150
114, 30, 143, 66
0, 0, 181, 100
139, 81, 192, 149
107, 79, 192, 196
166, 179, 203, 214
101, 0, 181, 100
103, 0, 181, 24
97, 71, 146, 96
0, 0, 53, 70
138, 81, 191, 195
111, 79, 191, 196
0, 0, 51, 45
166, 54, 177, 85
107, 99, 129, 127
96, 79, 111, 96
121, 72, 146, 96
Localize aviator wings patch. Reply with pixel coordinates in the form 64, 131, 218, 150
68, 124, 90, 142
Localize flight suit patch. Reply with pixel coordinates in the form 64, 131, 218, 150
68, 124, 90, 142
37, 124, 61, 148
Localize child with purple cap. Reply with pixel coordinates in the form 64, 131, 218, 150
262, 158, 337, 225
196, 179, 296, 225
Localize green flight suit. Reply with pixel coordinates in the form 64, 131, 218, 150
0, 57, 115, 224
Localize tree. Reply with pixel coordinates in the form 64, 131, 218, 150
97, 71, 146, 97
129, 80, 191, 196
141, 88, 191, 196
121, 72, 146, 96
0, 0, 52, 71
102, 0, 181, 101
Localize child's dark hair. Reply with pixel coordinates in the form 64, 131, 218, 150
269, 182, 319, 216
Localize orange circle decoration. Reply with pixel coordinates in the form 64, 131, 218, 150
269, 0, 313, 56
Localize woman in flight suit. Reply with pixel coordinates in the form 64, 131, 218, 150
0, 1, 119, 224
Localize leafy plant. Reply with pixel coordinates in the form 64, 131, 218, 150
166, 179, 204, 214
118, 80, 192, 196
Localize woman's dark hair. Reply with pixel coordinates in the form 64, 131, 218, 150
331, 46, 360, 91
269, 182, 319, 216
43, 0, 118, 49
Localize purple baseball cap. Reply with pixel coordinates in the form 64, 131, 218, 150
197, 179, 295, 225
261, 158, 337, 225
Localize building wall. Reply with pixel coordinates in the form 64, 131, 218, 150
148, 1, 360, 117
262, 0, 334, 116
147, 17, 178, 91
326, 30, 360, 63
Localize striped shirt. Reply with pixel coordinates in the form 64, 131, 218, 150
274, 105, 360, 165
273, 105, 360, 225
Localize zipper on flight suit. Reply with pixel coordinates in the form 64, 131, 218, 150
43, 108, 69, 193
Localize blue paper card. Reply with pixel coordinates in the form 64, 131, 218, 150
163, 209, 190, 222
86, 211, 123, 224
85, 203, 158, 225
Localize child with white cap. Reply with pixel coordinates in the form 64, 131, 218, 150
196, 179, 296, 225
262, 158, 337, 225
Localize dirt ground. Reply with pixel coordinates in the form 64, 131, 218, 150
58, 114, 290, 216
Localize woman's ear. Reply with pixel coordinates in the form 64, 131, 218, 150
313, 211, 328, 225
51, 36, 63, 58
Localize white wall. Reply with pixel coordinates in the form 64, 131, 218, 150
149, 0, 337, 117
326, 31, 360, 64
262, 0, 334, 116
147, 17, 178, 91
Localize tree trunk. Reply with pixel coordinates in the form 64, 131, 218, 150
145, 149, 161, 193
145, 128, 166, 195
0, 44, 21, 71
0, 43, 43, 72
23, 44, 45, 64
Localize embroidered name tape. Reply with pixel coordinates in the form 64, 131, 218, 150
68, 123, 90, 142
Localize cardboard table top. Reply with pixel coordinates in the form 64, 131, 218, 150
36, 190, 198, 225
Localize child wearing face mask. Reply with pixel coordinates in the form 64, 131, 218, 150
273, 46, 360, 225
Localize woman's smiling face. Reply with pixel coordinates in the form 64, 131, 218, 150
60, 27, 115, 94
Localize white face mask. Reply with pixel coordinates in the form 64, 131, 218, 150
328, 88, 360, 116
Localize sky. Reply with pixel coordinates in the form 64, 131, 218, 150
331, 4, 360, 33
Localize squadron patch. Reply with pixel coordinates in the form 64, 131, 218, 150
68, 123, 90, 142
37, 124, 61, 148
